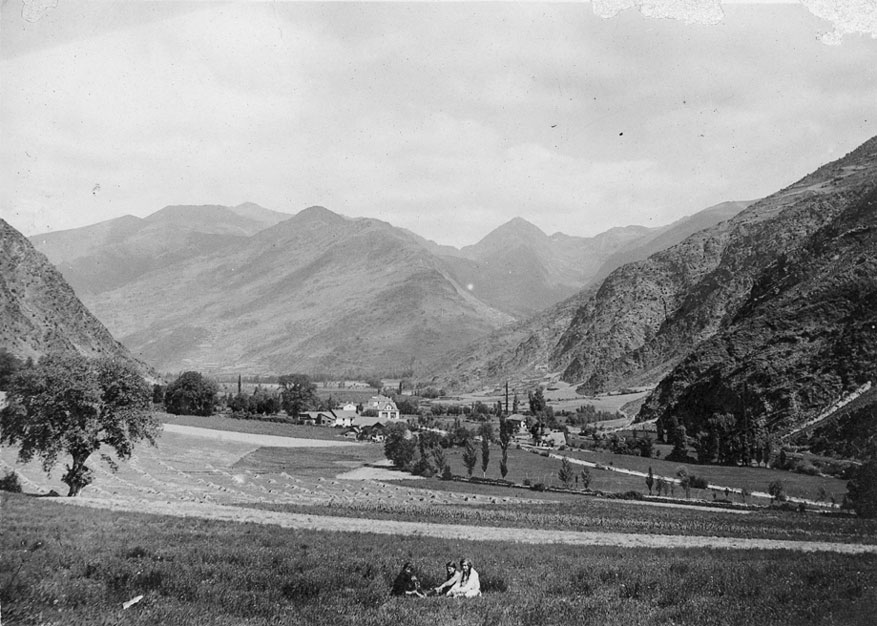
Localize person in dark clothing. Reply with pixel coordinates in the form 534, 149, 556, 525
391, 561, 426, 597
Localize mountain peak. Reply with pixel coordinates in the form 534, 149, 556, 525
294, 205, 347, 224
495, 217, 547, 238
146, 204, 236, 222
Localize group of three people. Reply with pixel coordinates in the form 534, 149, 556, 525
392, 558, 481, 598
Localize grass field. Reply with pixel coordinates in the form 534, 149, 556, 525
436, 444, 850, 505
3, 412, 875, 625
160, 412, 350, 442
3, 494, 876, 626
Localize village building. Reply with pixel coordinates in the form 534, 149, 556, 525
365, 395, 400, 420
331, 409, 358, 428
505, 414, 531, 437
299, 411, 336, 426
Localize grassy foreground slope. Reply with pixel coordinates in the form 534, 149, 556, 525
3, 494, 876, 626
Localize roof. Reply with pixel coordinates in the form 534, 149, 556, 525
353, 415, 385, 428
367, 395, 398, 410
331, 409, 358, 420
301, 411, 334, 420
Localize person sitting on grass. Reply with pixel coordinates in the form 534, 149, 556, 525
432, 561, 462, 596
392, 561, 426, 598
447, 558, 481, 598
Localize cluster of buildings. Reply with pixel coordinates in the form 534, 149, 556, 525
299, 396, 569, 448
299, 395, 402, 442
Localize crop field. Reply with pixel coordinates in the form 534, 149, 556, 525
2, 415, 876, 625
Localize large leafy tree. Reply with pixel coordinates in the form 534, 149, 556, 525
528, 388, 547, 415
164, 371, 218, 416
278, 374, 317, 418
383, 422, 416, 469
0, 353, 159, 496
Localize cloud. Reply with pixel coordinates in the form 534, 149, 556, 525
1, 2, 876, 246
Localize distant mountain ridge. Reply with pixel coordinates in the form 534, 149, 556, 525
76, 207, 514, 374
31, 203, 291, 295
27, 197, 751, 376
0, 218, 148, 372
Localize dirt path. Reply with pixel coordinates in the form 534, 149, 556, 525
55, 496, 877, 555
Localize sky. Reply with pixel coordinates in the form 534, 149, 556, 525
1, 1, 876, 247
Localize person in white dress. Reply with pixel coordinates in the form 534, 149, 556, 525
447, 558, 481, 598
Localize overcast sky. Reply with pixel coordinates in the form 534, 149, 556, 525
2, 1, 876, 247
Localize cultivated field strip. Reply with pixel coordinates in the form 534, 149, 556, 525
54, 495, 877, 555
0, 428, 523, 508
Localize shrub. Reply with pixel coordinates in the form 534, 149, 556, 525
0, 470, 22, 493
531, 482, 546, 492
796, 462, 820, 476
621, 490, 644, 500
768, 480, 787, 502
690, 475, 709, 490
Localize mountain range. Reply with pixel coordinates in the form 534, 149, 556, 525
26, 199, 746, 375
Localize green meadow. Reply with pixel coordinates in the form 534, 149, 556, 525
3, 493, 876, 626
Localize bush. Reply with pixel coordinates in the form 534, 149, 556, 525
796, 462, 820, 476
690, 475, 709, 490
531, 482, 546, 492
0, 470, 22, 493
768, 480, 787, 502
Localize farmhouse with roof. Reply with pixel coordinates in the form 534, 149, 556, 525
331, 408, 358, 428
366, 395, 400, 420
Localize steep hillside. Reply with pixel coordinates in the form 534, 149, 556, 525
0, 219, 148, 369
589, 200, 754, 285
637, 182, 877, 450
553, 136, 877, 395
82, 207, 513, 374
800, 386, 877, 460
427, 288, 597, 392
30, 204, 289, 295
431, 136, 877, 399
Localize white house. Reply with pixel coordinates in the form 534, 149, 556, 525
342, 402, 358, 412
331, 409, 358, 428
366, 395, 400, 420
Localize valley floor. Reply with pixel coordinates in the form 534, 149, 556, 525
1, 420, 873, 549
